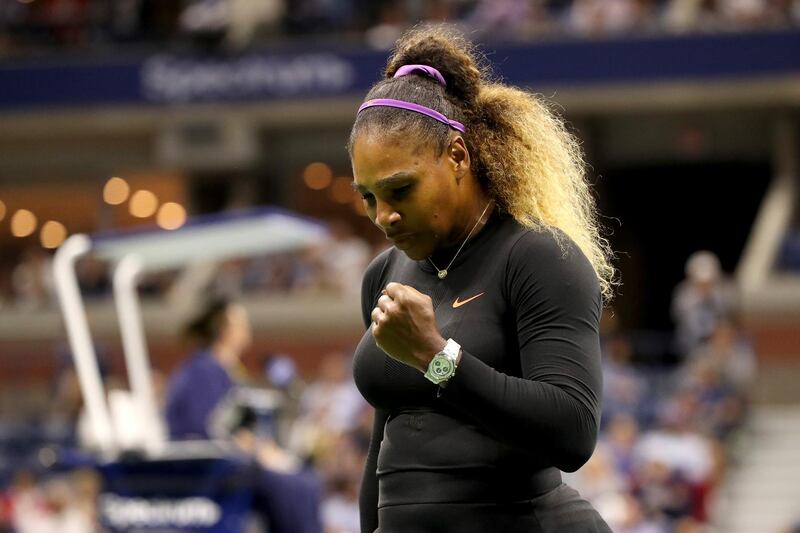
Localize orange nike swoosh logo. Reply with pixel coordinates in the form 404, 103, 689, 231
452, 292, 485, 308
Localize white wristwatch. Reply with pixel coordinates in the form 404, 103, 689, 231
424, 338, 461, 385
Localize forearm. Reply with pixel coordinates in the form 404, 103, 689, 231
438, 350, 599, 472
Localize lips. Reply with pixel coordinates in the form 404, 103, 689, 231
388, 233, 414, 247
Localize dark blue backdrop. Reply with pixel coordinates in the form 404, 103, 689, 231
1, 29, 798, 110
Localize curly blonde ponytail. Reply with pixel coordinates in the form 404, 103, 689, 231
350, 24, 618, 303
468, 84, 617, 302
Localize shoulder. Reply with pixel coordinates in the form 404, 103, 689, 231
510, 225, 595, 276
166, 354, 199, 397
362, 246, 395, 285
505, 225, 601, 309
360, 246, 397, 326
172, 352, 220, 383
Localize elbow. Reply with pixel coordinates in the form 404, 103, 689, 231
557, 438, 596, 473
555, 412, 599, 473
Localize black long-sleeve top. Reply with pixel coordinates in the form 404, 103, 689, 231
352, 210, 604, 533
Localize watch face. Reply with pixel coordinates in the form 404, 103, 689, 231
429, 355, 455, 380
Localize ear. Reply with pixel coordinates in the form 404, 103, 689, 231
447, 136, 470, 180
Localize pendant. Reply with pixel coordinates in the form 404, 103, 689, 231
437, 270, 448, 279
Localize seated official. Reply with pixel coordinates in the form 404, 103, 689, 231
165, 296, 252, 440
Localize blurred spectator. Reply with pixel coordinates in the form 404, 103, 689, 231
566, 0, 656, 35
315, 430, 363, 533
322, 473, 360, 533
1, 0, 800, 54
719, 0, 772, 25
663, 0, 728, 33
601, 333, 649, 425
179, 0, 285, 49
679, 319, 754, 439
685, 318, 755, 393
569, 313, 752, 530
605, 413, 641, 480
267, 351, 368, 533
2, 470, 37, 533
9, 471, 98, 533
75, 255, 110, 300
162, 225, 371, 306
45, 364, 82, 443
633, 458, 695, 523
302, 352, 364, 433
466, 0, 543, 40
284, 0, 355, 36
612, 492, 668, 533
165, 295, 252, 440
670, 250, 737, 357
226, 0, 284, 48
567, 442, 627, 503
317, 220, 371, 296
11, 248, 53, 310
288, 352, 366, 458
633, 393, 716, 520
208, 259, 248, 299
30, 0, 93, 47
179, 0, 228, 44
683, 357, 747, 439
364, 1, 410, 49
635, 393, 715, 487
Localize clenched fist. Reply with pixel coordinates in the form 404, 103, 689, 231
371, 282, 447, 372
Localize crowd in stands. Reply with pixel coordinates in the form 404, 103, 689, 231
1, 0, 799, 56
0, 243, 757, 532
566, 250, 755, 532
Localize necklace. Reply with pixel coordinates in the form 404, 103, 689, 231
428, 200, 493, 280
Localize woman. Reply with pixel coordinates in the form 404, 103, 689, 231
349, 25, 617, 533
165, 295, 252, 440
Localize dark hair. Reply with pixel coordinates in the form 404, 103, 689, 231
348, 25, 484, 174
348, 24, 618, 303
184, 295, 231, 345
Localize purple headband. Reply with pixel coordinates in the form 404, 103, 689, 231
394, 64, 447, 87
356, 64, 466, 133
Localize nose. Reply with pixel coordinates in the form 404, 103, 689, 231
374, 199, 400, 230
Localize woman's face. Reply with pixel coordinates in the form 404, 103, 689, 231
223, 304, 252, 356
351, 131, 474, 261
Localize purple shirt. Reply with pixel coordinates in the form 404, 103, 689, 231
165, 349, 233, 440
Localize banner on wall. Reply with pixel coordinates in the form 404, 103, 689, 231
1, 29, 798, 110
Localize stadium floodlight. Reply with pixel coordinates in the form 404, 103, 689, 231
53, 207, 328, 458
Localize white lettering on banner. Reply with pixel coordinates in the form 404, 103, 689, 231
141, 54, 356, 102
101, 494, 222, 527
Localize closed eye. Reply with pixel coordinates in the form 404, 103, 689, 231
391, 184, 413, 201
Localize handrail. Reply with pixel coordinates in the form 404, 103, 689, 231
112, 254, 166, 456
52, 234, 117, 455
737, 118, 799, 300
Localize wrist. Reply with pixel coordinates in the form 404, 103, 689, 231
416, 336, 447, 371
